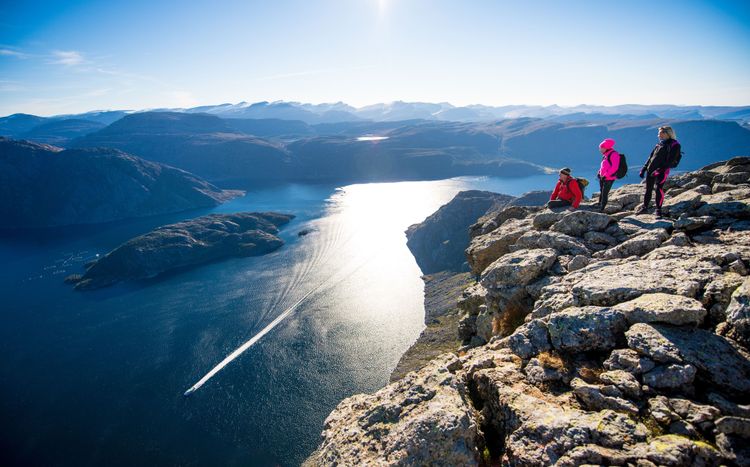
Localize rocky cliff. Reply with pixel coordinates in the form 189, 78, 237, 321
306, 157, 750, 466
68, 212, 293, 290
0, 137, 241, 229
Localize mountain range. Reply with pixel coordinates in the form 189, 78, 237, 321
0, 137, 240, 229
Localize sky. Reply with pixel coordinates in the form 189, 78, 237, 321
1, 0, 749, 116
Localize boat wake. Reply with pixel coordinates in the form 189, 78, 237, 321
184, 212, 368, 396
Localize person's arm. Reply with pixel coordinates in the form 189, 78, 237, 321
641, 146, 656, 177
570, 179, 582, 208
550, 181, 561, 200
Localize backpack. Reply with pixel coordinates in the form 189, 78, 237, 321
667, 140, 682, 169
576, 177, 589, 194
607, 151, 628, 179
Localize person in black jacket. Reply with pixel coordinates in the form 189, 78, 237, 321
636, 126, 681, 218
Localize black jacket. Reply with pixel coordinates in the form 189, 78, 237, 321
643, 138, 680, 174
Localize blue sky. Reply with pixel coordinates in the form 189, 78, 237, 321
1, 0, 749, 116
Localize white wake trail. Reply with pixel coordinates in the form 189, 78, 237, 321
183, 281, 326, 396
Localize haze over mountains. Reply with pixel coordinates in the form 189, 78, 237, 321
2, 100, 750, 191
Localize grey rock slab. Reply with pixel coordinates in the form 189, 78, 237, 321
599, 370, 642, 399
466, 217, 533, 275
720, 277, 750, 349
547, 306, 628, 353
601, 228, 669, 259
570, 378, 639, 415
479, 248, 557, 289
642, 363, 697, 390
550, 210, 613, 237
604, 348, 656, 375
613, 293, 707, 326
625, 323, 684, 363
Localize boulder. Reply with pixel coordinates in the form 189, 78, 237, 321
696, 187, 750, 219
550, 211, 612, 237
531, 210, 565, 230
645, 324, 750, 397
466, 217, 533, 275
509, 230, 590, 256
600, 228, 669, 259
674, 215, 717, 231
480, 248, 557, 290
569, 256, 721, 307
613, 293, 707, 326
604, 348, 656, 375
599, 370, 642, 399
625, 323, 683, 363
306, 355, 479, 467
507, 319, 551, 359
719, 277, 750, 349
570, 378, 639, 415
547, 306, 627, 353
642, 363, 697, 390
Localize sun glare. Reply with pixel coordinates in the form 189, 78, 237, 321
378, 0, 388, 16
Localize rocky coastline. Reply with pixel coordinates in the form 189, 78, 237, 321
305, 157, 750, 466
68, 212, 293, 290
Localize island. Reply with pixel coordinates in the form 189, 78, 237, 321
68, 212, 294, 290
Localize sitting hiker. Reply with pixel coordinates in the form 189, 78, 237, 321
548, 167, 582, 210
597, 138, 620, 212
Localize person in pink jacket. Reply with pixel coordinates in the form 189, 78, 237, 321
597, 138, 620, 212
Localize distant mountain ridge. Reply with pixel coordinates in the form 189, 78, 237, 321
0, 137, 240, 228
4, 101, 750, 132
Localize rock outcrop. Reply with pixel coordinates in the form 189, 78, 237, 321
0, 137, 241, 229
306, 157, 750, 466
406, 191, 515, 274
68, 212, 293, 290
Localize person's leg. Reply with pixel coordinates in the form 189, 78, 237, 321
600, 179, 613, 210
641, 173, 656, 211
655, 169, 670, 215
547, 199, 571, 209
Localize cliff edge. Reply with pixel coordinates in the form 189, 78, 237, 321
306, 157, 750, 466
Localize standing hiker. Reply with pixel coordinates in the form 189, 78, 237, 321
548, 167, 583, 210
597, 138, 621, 212
637, 126, 681, 218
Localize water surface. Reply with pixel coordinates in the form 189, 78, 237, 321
0, 174, 554, 466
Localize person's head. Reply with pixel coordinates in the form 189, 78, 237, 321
559, 167, 571, 181
599, 138, 615, 154
658, 126, 676, 140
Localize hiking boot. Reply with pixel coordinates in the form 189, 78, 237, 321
635, 205, 649, 215
655, 209, 663, 218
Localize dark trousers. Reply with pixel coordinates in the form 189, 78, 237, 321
599, 178, 614, 209
643, 170, 669, 209
547, 199, 572, 208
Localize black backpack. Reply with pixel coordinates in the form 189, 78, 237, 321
667, 141, 683, 169
607, 150, 628, 179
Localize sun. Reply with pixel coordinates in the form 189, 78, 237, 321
378, 0, 389, 16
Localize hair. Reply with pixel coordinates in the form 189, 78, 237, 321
659, 126, 676, 139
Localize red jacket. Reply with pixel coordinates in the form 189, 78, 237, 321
550, 177, 582, 208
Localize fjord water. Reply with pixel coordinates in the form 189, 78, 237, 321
0, 175, 552, 466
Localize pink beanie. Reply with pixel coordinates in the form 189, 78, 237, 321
599, 138, 615, 150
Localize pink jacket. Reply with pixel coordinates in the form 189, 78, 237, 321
599, 149, 620, 181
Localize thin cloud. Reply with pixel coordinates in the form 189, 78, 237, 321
0, 48, 28, 58
51, 50, 86, 66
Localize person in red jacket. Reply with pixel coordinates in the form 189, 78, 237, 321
548, 167, 582, 210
